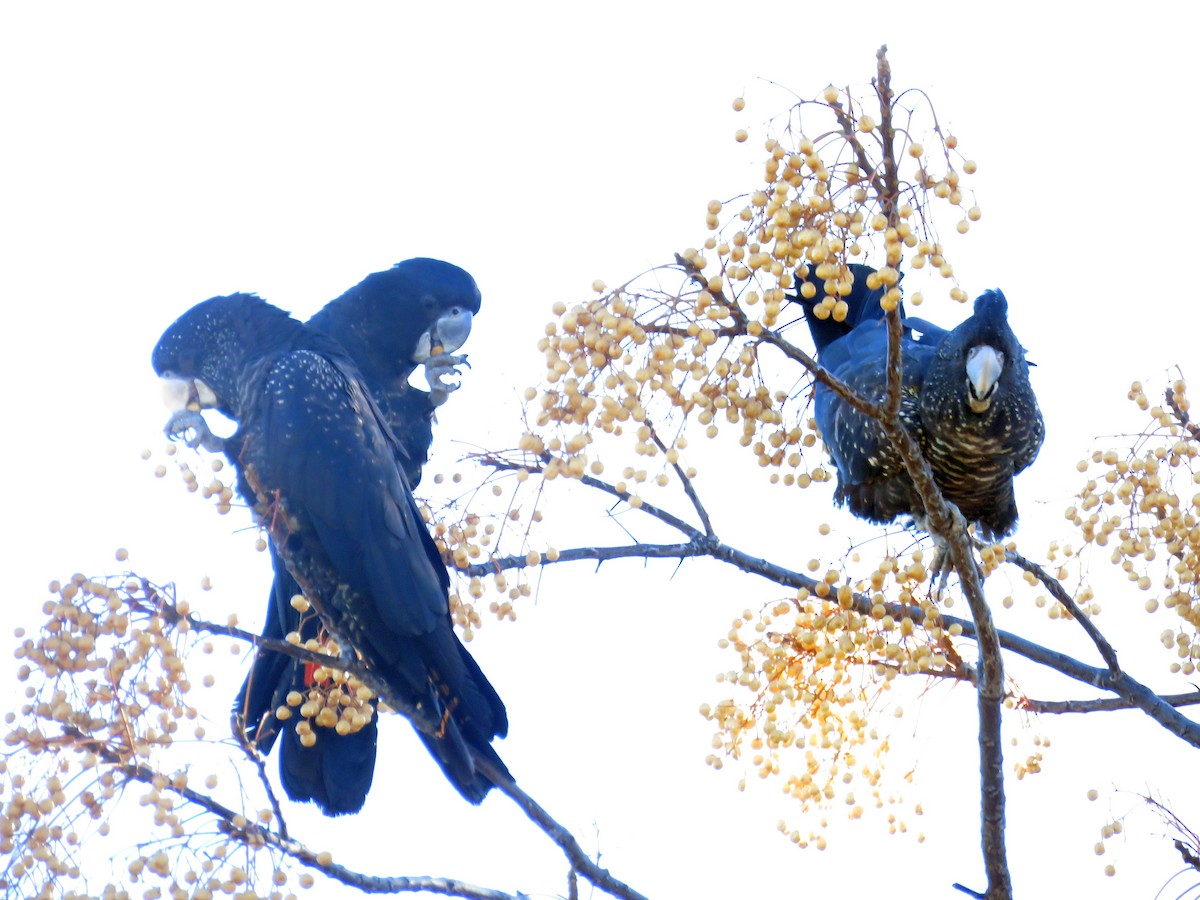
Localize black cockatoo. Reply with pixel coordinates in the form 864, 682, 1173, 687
305, 258, 480, 487
795, 264, 1044, 538
226, 259, 483, 815
153, 289, 508, 813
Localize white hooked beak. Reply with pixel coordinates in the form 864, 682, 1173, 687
966, 345, 1004, 413
412, 307, 474, 362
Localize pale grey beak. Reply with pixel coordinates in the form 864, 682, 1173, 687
412, 307, 474, 362
160, 376, 193, 411
159, 375, 218, 411
966, 345, 1003, 413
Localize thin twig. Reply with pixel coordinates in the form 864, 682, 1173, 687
232, 723, 290, 842
670, 253, 885, 423
481, 452, 701, 539
60, 726, 522, 899
1003, 549, 1120, 674
1165, 384, 1199, 441
645, 417, 715, 537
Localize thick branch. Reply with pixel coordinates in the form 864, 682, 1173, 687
998, 552, 1200, 746
1021, 691, 1200, 715
468, 457, 1200, 747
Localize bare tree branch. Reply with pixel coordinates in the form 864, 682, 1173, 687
645, 417, 714, 538
232, 720, 291, 843
1021, 691, 1200, 715
464, 455, 1200, 751
1002, 549, 1120, 674
996, 553, 1200, 747
477, 759, 649, 900
479, 452, 702, 538
60, 726, 523, 899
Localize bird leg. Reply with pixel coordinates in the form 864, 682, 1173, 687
424, 352, 470, 407
930, 538, 954, 598
928, 532, 986, 600
164, 409, 225, 452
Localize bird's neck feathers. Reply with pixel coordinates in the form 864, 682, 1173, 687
238, 295, 310, 353
310, 278, 426, 385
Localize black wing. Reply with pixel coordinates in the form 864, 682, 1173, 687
241, 349, 507, 805
799, 265, 929, 525
814, 315, 938, 526
234, 259, 480, 813
800, 267, 1044, 538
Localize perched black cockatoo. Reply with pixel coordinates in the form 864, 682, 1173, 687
225, 259, 482, 815
795, 264, 1044, 538
305, 258, 480, 487
153, 291, 508, 812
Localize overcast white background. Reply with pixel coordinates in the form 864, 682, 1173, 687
2, 4, 1198, 899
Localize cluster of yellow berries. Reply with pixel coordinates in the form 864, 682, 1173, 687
722, 84, 980, 317
1092, 813, 1123, 878
114, 796, 321, 898
528, 80, 985, 514
424, 487, 546, 634
0, 571, 295, 897
534, 275, 838, 495
1011, 733, 1049, 781
102, 840, 317, 900
1068, 378, 1199, 674
274, 598, 374, 745
144, 444, 237, 516
700, 544, 967, 845
11, 574, 200, 761
1, 568, 340, 898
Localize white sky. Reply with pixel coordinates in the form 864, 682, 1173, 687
2, 3, 1198, 899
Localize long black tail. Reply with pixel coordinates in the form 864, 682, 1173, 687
233, 549, 381, 816
234, 549, 511, 813
792, 263, 903, 357
409, 648, 512, 804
